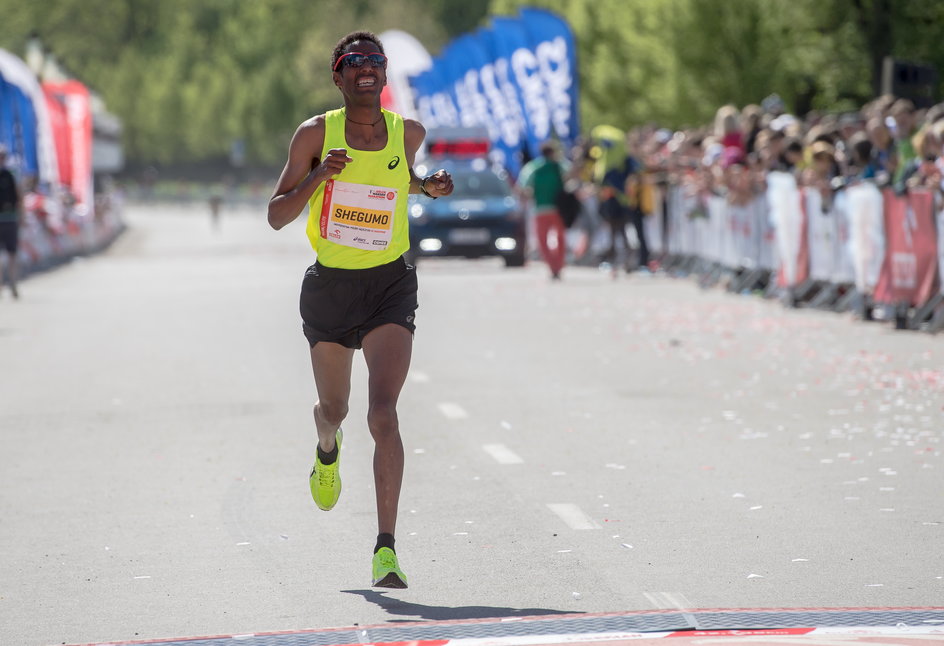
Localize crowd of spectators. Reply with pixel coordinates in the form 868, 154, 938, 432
557, 93, 944, 271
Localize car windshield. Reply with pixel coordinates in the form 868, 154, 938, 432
447, 169, 511, 199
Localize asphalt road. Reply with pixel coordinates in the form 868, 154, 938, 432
1, 204, 941, 646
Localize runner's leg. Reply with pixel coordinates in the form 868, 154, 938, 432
534, 212, 554, 272
548, 212, 566, 276
8, 252, 18, 297
310, 341, 355, 452
632, 207, 650, 268
361, 323, 412, 536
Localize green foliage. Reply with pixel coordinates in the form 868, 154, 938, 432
492, 0, 941, 131
0, 0, 939, 166
0, 0, 451, 167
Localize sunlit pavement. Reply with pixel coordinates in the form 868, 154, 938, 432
1, 204, 941, 646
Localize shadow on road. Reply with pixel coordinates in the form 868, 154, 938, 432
342, 589, 580, 623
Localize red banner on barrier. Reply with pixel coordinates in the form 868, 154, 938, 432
42, 80, 92, 211
938, 208, 944, 297
875, 189, 938, 306
43, 86, 72, 189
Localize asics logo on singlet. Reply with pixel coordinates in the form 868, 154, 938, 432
388, 156, 400, 170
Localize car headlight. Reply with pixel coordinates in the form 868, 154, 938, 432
409, 203, 429, 224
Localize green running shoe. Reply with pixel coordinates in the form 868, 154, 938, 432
309, 428, 342, 511
372, 547, 408, 588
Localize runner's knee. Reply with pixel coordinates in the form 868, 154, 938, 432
367, 403, 399, 439
315, 400, 348, 427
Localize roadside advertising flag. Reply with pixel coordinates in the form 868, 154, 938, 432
42, 81, 92, 212
408, 9, 579, 176
0, 72, 39, 178
43, 86, 71, 188
518, 7, 579, 145
0, 49, 59, 185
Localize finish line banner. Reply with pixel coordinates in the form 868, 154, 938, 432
408, 8, 579, 175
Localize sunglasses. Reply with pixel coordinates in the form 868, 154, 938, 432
333, 52, 388, 72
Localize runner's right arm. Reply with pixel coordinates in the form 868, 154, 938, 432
267, 116, 352, 230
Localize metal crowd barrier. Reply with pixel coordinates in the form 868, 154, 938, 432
645, 176, 943, 333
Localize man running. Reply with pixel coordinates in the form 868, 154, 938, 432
267, 31, 453, 589
0, 145, 21, 299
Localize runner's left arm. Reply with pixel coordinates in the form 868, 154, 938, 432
404, 119, 454, 198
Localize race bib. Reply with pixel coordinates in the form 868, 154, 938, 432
320, 179, 398, 250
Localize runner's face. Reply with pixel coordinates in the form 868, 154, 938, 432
334, 40, 386, 97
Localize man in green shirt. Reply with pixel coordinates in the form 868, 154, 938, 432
519, 142, 568, 279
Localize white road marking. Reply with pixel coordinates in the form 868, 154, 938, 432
483, 444, 523, 464
643, 591, 692, 609
438, 402, 468, 420
547, 503, 600, 530
411, 371, 430, 383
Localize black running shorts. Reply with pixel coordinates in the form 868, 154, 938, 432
0, 221, 18, 254
300, 256, 418, 349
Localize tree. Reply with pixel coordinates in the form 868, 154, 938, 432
1, 0, 940, 166
489, 0, 942, 131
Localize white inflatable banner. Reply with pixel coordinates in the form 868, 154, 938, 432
706, 195, 727, 265
829, 190, 856, 285
805, 189, 834, 282
767, 171, 803, 286
845, 182, 885, 294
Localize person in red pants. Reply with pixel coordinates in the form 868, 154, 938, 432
519, 141, 568, 279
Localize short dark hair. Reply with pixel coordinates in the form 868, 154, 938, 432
848, 132, 873, 167
331, 31, 384, 71
783, 137, 803, 155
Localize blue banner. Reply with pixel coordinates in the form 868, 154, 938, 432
409, 8, 579, 176
0, 72, 39, 178
519, 8, 579, 144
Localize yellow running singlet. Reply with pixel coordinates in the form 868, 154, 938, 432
306, 108, 411, 269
